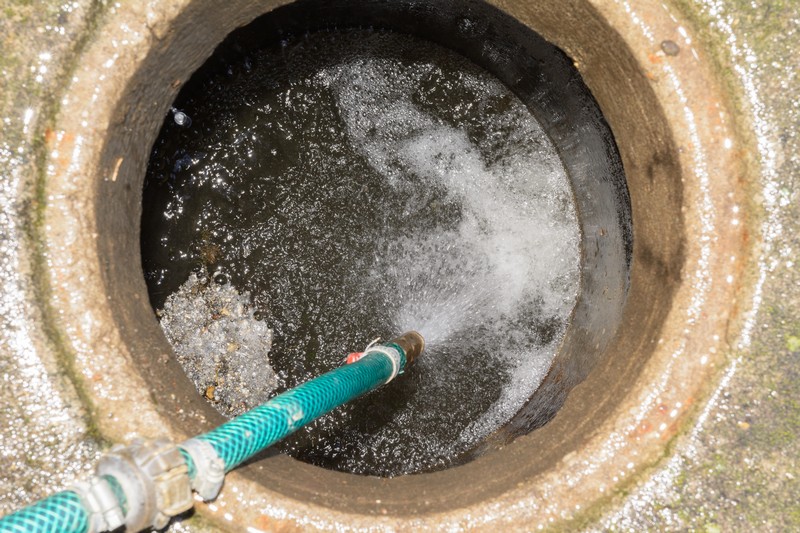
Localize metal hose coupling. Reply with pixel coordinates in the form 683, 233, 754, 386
350, 331, 425, 383
90, 438, 194, 532
388, 331, 425, 366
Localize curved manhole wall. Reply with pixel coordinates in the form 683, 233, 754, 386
96, 0, 677, 512
40, 0, 750, 528
138, 0, 633, 476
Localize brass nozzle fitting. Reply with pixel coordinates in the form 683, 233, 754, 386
389, 331, 425, 367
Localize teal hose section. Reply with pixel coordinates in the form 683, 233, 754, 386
101, 476, 127, 515
0, 491, 89, 533
197, 350, 400, 471
0, 340, 414, 532
180, 448, 197, 479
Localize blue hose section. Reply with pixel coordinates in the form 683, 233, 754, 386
0, 491, 89, 533
197, 350, 397, 471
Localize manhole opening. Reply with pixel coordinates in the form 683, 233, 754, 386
140, 0, 631, 477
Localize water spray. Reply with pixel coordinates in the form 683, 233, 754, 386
0, 332, 424, 533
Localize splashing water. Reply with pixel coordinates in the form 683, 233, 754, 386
143, 29, 580, 475
327, 54, 580, 448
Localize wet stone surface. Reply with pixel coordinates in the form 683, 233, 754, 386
0, 0, 101, 513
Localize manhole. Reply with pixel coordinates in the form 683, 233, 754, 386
41, 0, 750, 528
140, 6, 631, 477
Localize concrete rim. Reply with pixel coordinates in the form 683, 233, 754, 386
40, 0, 753, 529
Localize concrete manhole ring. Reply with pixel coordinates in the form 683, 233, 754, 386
40, 0, 754, 529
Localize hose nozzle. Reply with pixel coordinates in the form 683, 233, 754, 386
389, 331, 425, 367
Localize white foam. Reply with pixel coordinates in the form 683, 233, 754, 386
159, 268, 279, 417
327, 56, 580, 448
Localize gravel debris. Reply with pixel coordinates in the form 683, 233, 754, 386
160, 269, 279, 417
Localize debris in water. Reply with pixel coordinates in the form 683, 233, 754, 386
159, 268, 279, 417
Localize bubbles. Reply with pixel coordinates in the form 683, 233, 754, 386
170, 107, 191, 127
159, 268, 279, 417
142, 29, 580, 475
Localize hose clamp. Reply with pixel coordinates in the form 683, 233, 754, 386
70, 476, 125, 533
178, 438, 226, 501
96, 438, 194, 531
364, 345, 402, 383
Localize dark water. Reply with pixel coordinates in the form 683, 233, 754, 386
142, 29, 580, 476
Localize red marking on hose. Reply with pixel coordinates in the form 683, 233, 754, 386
346, 352, 365, 364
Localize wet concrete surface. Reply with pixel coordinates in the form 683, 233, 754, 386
0, 0, 798, 530
0, 0, 101, 509
594, 1, 800, 529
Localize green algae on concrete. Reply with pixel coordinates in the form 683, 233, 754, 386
785, 334, 800, 353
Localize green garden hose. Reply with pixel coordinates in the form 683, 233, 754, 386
0, 332, 424, 533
